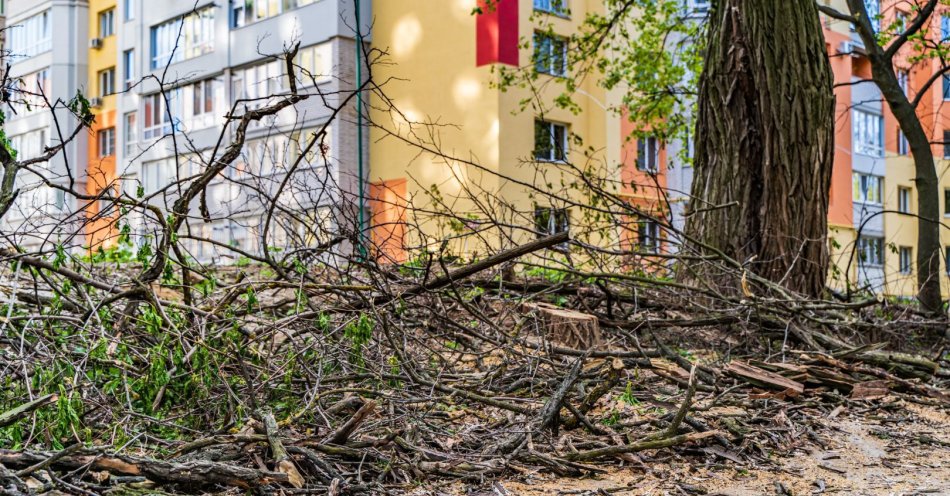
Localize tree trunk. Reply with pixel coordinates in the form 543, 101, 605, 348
684, 0, 835, 298
843, 0, 943, 313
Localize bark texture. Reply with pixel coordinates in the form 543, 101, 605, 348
685, 0, 835, 297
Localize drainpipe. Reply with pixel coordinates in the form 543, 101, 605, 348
355, 0, 366, 259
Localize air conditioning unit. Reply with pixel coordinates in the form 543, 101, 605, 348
89, 97, 103, 108
839, 40, 866, 56
90, 38, 103, 49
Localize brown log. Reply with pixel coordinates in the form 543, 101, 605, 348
725, 361, 805, 394
0, 450, 287, 489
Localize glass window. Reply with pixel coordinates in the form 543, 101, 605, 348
945, 188, 950, 215
898, 186, 912, 213
10, 10, 52, 57
857, 237, 883, 267
534, 32, 568, 77
865, 0, 880, 32
99, 9, 115, 38
143, 90, 182, 139
852, 110, 883, 157
124, 49, 135, 90
534, 207, 569, 249
534, 120, 568, 162
942, 14, 950, 41
852, 173, 882, 204
899, 247, 912, 274
99, 68, 115, 97
151, 6, 215, 69
533, 0, 568, 16
637, 137, 660, 172
898, 129, 908, 155
294, 43, 332, 85
98, 127, 115, 158
944, 130, 950, 158
123, 0, 134, 21
124, 112, 138, 156
637, 218, 661, 253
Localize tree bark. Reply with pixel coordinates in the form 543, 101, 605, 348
842, 0, 943, 313
684, 0, 835, 297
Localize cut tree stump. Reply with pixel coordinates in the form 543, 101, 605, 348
523, 302, 601, 349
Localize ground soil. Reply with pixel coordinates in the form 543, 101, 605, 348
429, 401, 950, 496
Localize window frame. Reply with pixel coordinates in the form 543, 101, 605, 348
852, 109, 884, 157
99, 8, 115, 38
533, 0, 569, 17
123, 49, 135, 90
150, 6, 215, 70
98, 67, 116, 97
534, 206, 570, 250
98, 127, 116, 158
124, 111, 138, 156
636, 137, 660, 172
899, 246, 912, 275
534, 31, 568, 77
637, 218, 661, 254
534, 120, 569, 162
123, 0, 134, 21
897, 186, 912, 213
857, 236, 884, 268
852, 172, 883, 205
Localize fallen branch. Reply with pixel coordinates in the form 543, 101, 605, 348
564, 431, 721, 462
262, 411, 305, 488
0, 394, 56, 428
325, 399, 377, 445
0, 450, 288, 489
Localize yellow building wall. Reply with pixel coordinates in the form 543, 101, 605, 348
86, 0, 118, 248
369, 0, 613, 259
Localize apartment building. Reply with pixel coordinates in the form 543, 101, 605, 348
367, 0, 618, 262
3, 0, 371, 259
4, 0, 89, 251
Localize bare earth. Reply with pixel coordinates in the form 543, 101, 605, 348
428, 401, 950, 496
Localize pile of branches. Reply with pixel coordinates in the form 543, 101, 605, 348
0, 230, 948, 495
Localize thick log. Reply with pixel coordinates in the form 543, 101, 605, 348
725, 361, 805, 394
0, 394, 56, 428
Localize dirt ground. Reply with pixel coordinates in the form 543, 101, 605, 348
427, 401, 950, 496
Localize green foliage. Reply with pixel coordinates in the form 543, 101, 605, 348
344, 313, 375, 366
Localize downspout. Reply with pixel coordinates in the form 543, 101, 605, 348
355, 0, 366, 258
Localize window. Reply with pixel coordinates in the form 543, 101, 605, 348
233, 60, 289, 104
686, 0, 711, 15
945, 130, 950, 158
897, 70, 908, 95
151, 6, 215, 69
123, 0, 134, 21
99, 9, 115, 38
124, 112, 138, 156
534, 120, 568, 162
864, 0, 879, 32
9, 10, 51, 57
857, 237, 883, 267
99, 68, 115, 97
899, 247, 912, 274
142, 158, 176, 195
898, 129, 908, 155
637, 218, 660, 253
15, 69, 51, 114
534, 207, 569, 249
534, 32, 568, 77
98, 127, 115, 158
944, 75, 950, 100
945, 188, 950, 215
124, 49, 135, 90
143, 90, 182, 139
898, 186, 912, 213
191, 79, 214, 116
294, 43, 333, 85
946, 247, 950, 274
853, 110, 883, 157
942, 14, 950, 41
852, 173, 882, 204
231, 0, 319, 28
533, 0, 568, 16
895, 11, 907, 32
637, 137, 660, 172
